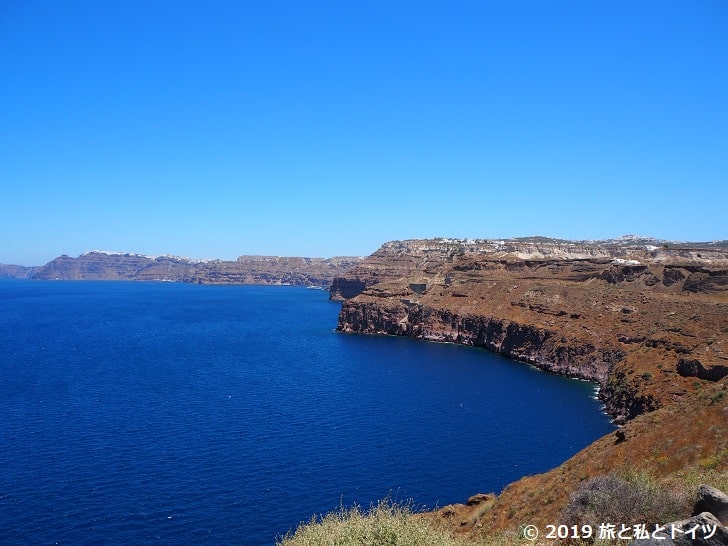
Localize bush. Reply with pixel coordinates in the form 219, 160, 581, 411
277, 499, 465, 546
561, 473, 689, 533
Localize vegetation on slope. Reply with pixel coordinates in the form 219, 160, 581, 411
277, 499, 532, 546
277, 500, 467, 546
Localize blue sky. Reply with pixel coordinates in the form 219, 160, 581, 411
2, 1, 726, 265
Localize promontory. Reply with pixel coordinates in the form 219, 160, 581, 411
328, 236, 728, 540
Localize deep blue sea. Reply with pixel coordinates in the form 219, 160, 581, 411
0, 281, 614, 545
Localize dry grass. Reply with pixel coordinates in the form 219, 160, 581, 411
276, 499, 467, 546
276, 498, 544, 546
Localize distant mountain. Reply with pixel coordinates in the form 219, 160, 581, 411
17, 251, 363, 288
0, 263, 37, 279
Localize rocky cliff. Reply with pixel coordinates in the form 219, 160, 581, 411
333, 237, 728, 423
26, 251, 362, 287
331, 236, 728, 538
0, 263, 37, 279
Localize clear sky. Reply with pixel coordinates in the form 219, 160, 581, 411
2, 1, 727, 265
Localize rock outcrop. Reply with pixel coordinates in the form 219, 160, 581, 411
628, 485, 728, 546
694, 485, 728, 525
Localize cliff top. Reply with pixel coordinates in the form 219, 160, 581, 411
374, 236, 728, 264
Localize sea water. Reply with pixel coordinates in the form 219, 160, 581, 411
0, 281, 614, 545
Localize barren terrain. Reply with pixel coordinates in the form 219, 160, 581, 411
331, 237, 728, 537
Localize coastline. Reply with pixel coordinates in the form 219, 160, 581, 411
327, 237, 728, 537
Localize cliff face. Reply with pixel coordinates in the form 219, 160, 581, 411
338, 297, 622, 383
28, 251, 362, 287
0, 264, 37, 279
333, 236, 728, 537
333, 237, 728, 424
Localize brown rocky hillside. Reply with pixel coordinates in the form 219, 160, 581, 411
330, 236, 728, 539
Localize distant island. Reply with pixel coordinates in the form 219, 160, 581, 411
0, 250, 363, 288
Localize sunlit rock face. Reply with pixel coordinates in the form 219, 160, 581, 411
331, 236, 728, 424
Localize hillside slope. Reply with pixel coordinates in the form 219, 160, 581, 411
330, 237, 728, 538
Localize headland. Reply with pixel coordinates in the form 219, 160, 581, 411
329, 236, 728, 538
0, 251, 362, 288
